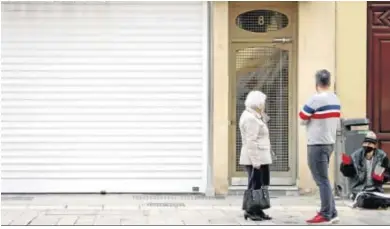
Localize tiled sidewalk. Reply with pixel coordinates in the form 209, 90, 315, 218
1, 194, 389, 225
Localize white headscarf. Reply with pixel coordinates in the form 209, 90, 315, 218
244, 90, 267, 110
244, 90, 270, 123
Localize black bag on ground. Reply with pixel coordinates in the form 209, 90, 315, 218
355, 192, 390, 209
242, 168, 271, 211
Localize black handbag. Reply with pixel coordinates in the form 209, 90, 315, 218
242, 168, 271, 211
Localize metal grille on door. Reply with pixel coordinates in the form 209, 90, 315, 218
235, 47, 289, 172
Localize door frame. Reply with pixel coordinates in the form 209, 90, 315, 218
367, 1, 390, 157
228, 2, 298, 186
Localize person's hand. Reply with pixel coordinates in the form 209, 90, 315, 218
271, 150, 277, 161
253, 164, 261, 170
372, 164, 385, 182
342, 153, 352, 165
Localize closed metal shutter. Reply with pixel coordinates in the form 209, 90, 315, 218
1, 2, 209, 193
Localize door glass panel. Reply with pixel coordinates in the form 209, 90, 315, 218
235, 47, 289, 172
236, 10, 289, 33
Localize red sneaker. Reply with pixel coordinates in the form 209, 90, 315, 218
306, 214, 331, 225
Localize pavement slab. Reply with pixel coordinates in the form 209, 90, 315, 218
93, 216, 121, 225
74, 216, 97, 225
99, 209, 141, 216
66, 205, 103, 210
9, 211, 42, 226
147, 214, 185, 225
120, 216, 149, 225
56, 216, 79, 225
0, 210, 25, 226
45, 209, 99, 216
29, 215, 61, 226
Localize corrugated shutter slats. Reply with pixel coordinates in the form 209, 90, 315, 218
1, 2, 207, 193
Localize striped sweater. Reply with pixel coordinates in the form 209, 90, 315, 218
299, 92, 341, 145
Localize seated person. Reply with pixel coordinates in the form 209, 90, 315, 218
340, 131, 390, 201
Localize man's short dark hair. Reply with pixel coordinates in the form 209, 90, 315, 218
315, 69, 331, 87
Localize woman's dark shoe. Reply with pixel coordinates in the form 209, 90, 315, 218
257, 210, 272, 220
244, 212, 263, 221
260, 214, 272, 220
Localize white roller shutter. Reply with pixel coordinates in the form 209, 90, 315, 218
1, 2, 209, 193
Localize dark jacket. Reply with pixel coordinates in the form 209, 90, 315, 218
340, 148, 389, 196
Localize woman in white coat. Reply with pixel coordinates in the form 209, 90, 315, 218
239, 90, 273, 221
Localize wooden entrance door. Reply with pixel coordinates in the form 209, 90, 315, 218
228, 2, 297, 185
367, 2, 390, 157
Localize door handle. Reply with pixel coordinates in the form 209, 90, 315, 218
272, 37, 293, 44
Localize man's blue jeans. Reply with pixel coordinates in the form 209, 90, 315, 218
307, 145, 337, 220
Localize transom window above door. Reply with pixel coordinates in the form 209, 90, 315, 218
235, 9, 289, 33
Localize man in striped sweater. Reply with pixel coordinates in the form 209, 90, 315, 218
299, 69, 341, 224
